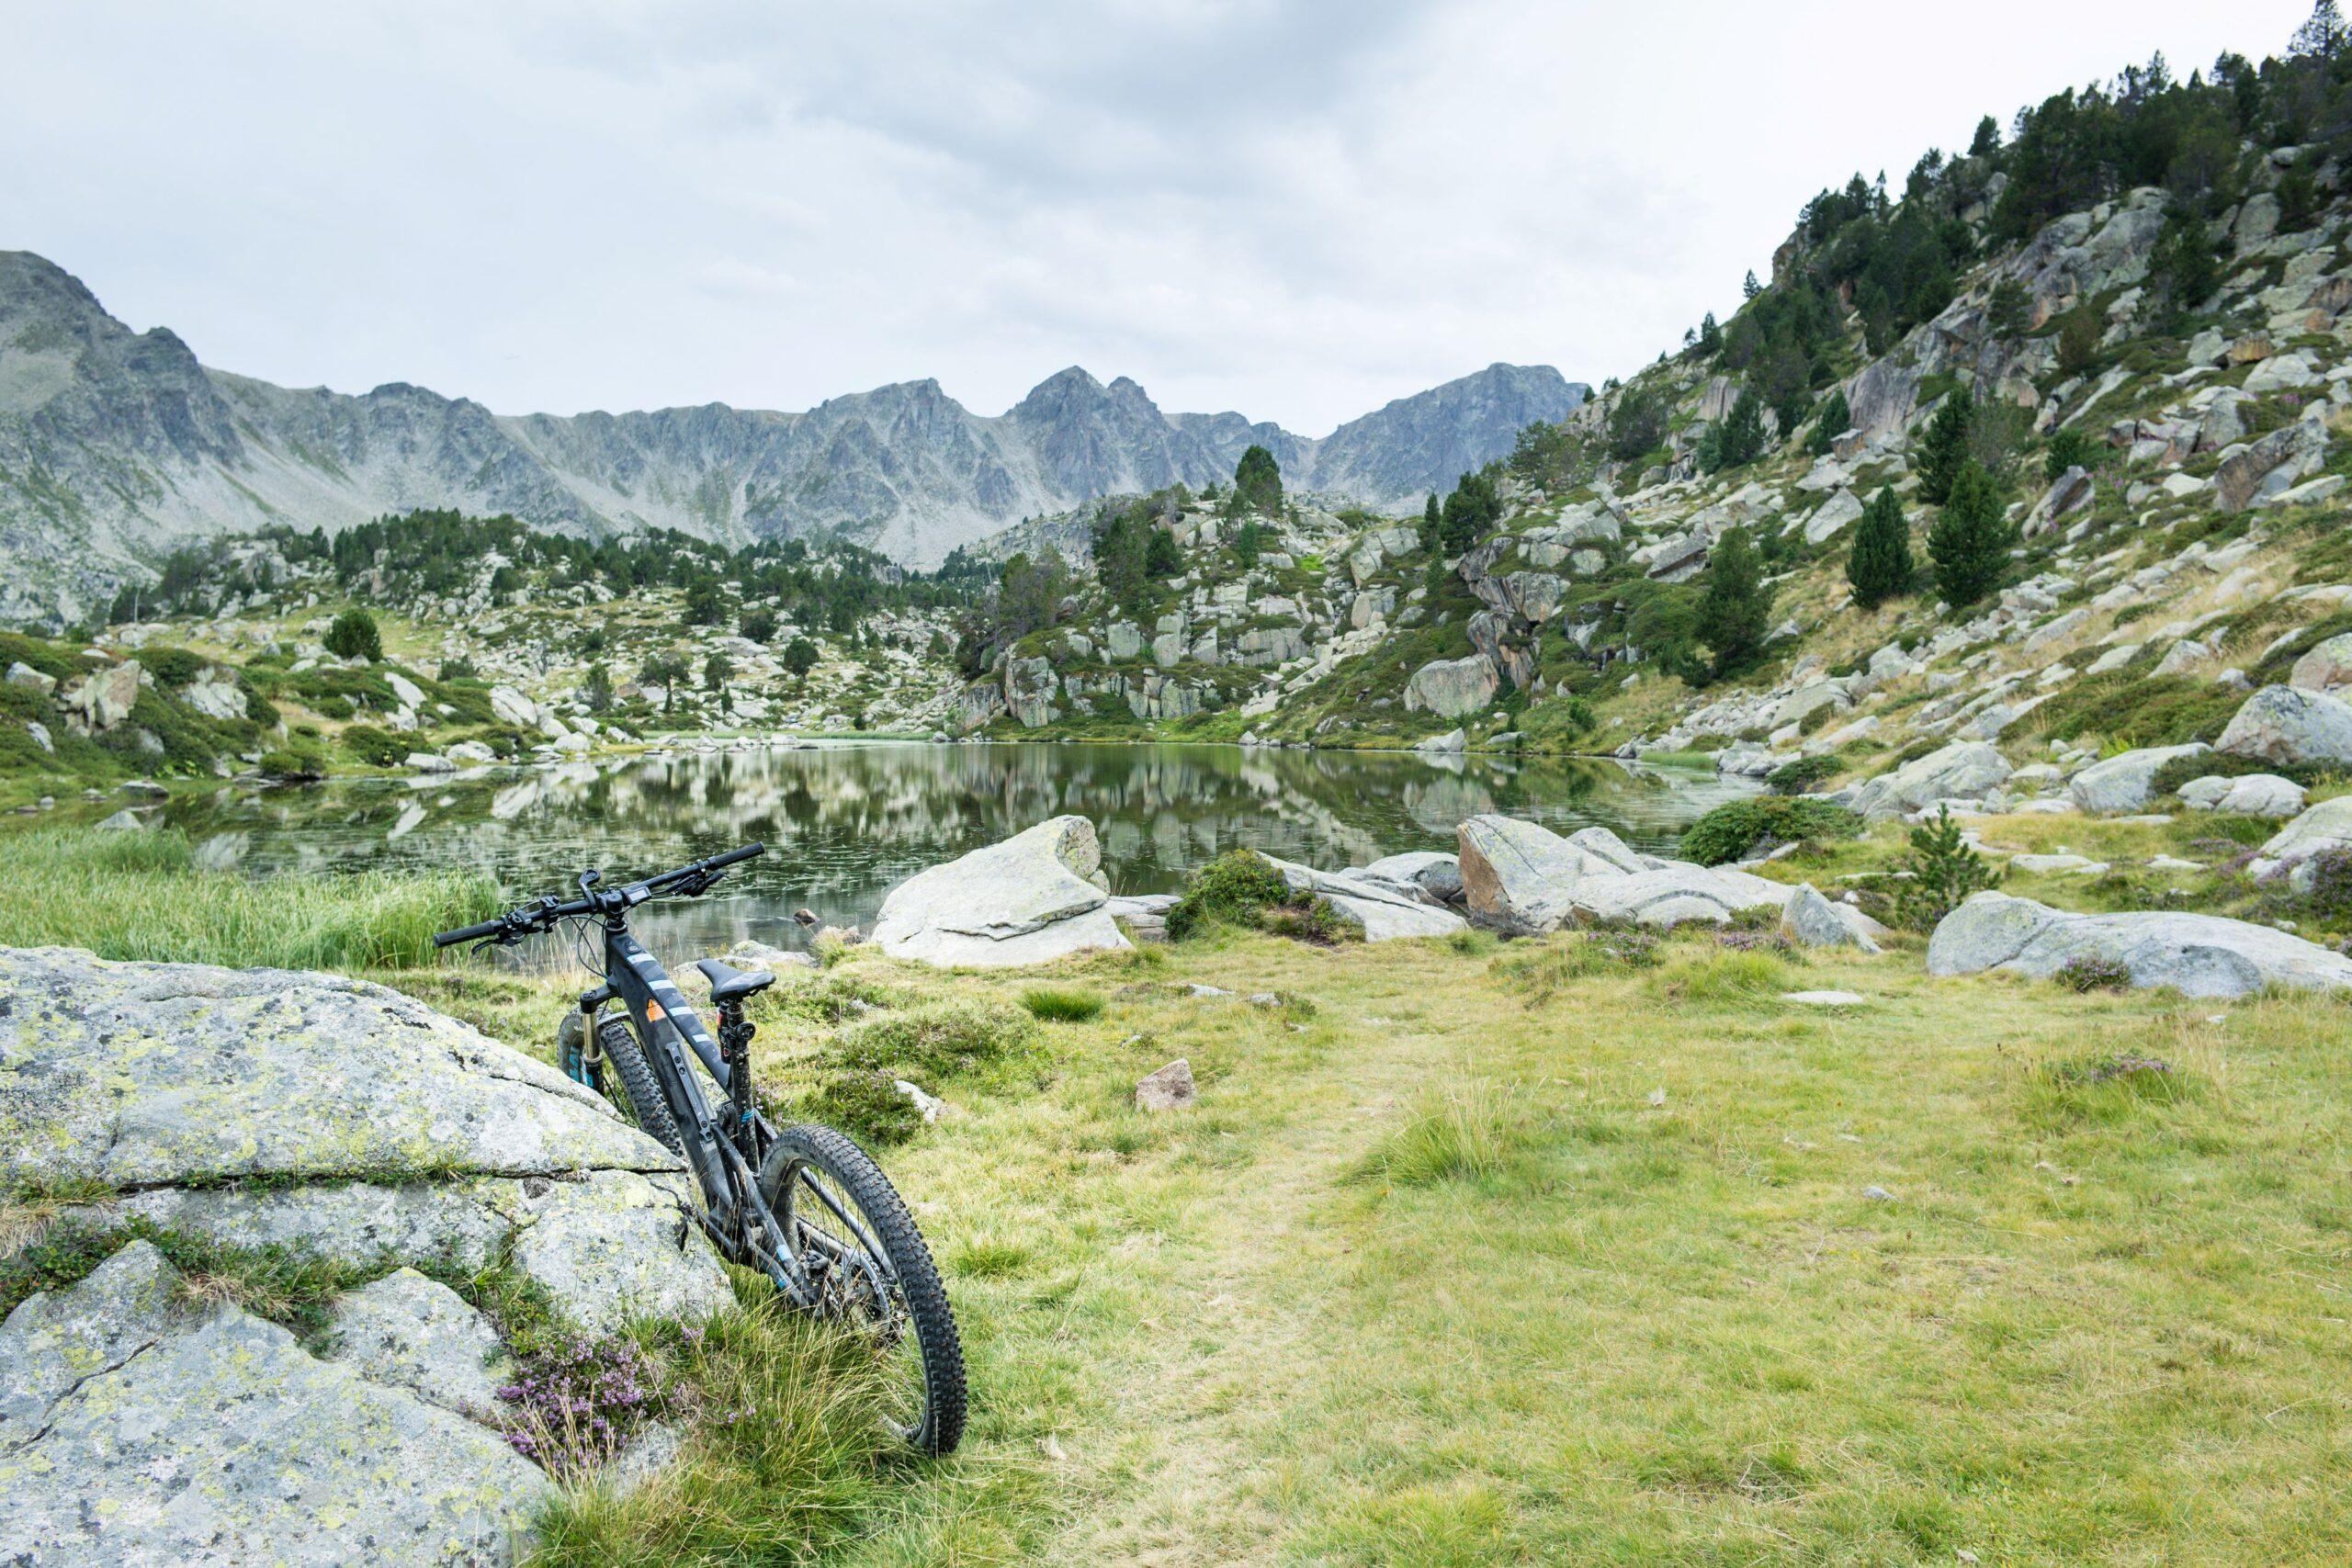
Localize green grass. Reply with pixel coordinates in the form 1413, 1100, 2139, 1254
0, 826, 499, 969
1020, 985, 1104, 1022
15, 837, 2352, 1562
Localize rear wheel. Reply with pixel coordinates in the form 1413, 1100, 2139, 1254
588, 1016, 685, 1156
759, 1123, 966, 1455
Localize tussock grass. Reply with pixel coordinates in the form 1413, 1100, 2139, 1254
0, 827, 499, 970
1645, 947, 1799, 1002
1355, 1078, 1537, 1187
1020, 985, 1103, 1022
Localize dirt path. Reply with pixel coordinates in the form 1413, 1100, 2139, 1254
1039, 984, 1454, 1563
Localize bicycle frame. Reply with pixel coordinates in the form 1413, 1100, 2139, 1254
581, 922, 899, 1312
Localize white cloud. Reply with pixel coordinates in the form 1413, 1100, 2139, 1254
0, 0, 2315, 432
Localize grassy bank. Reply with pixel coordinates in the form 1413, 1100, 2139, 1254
9, 837, 2352, 1562
0, 826, 499, 970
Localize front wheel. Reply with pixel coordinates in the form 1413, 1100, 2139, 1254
759, 1123, 966, 1455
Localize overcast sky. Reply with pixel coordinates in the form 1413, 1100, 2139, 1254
2, 1, 2316, 433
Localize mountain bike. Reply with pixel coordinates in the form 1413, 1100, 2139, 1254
435, 842, 966, 1454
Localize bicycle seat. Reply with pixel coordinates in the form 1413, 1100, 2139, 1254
695, 958, 777, 1003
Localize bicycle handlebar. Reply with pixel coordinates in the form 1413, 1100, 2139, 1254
433, 842, 767, 948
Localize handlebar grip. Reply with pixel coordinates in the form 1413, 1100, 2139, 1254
707, 842, 766, 870
434, 918, 508, 948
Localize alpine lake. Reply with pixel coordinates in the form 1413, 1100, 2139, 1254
150, 740, 1761, 957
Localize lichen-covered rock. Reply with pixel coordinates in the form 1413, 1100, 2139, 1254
1927, 891, 2352, 998
1457, 817, 1645, 932
1403, 654, 1500, 719
2288, 632, 2352, 694
325, 1268, 513, 1419
2255, 795, 2352, 879
872, 816, 1131, 967
2178, 773, 2306, 818
2216, 683, 2352, 768
0, 1243, 555, 1565
1457, 816, 1789, 931
0, 947, 677, 1191
1849, 740, 2013, 818
1780, 882, 1883, 953
2067, 743, 2209, 815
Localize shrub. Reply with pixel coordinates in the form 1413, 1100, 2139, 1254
1021, 987, 1103, 1023
1679, 797, 1862, 866
802, 1070, 927, 1147
1165, 850, 1296, 940
339, 724, 408, 767
323, 608, 382, 663
1766, 755, 1840, 795
2054, 954, 2133, 992
258, 737, 330, 781
497, 1331, 672, 1474
2146, 750, 2317, 798
2302, 848, 2352, 922
1892, 807, 2002, 931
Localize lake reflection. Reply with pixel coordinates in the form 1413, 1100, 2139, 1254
163, 742, 1758, 955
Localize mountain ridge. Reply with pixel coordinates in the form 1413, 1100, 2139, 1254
0, 249, 1586, 624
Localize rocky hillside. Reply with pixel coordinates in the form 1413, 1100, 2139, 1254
0, 246, 1583, 625
934, 22, 2352, 817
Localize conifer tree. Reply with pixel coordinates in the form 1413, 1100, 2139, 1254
1419, 492, 1442, 553
1698, 525, 1772, 677
1805, 389, 1850, 457
1929, 461, 2009, 608
1710, 390, 1768, 471
1847, 487, 1913, 609
1917, 388, 1974, 504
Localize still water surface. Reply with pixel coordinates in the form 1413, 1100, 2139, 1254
164, 741, 1758, 955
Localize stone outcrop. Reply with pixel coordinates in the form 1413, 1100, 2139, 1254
0, 1242, 556, 1565
1849, 740, 2013, 818
2067, 743, 2208, 815
871, 816, 1132, 966
0, 946, 732, 1333
2252, 795, 2352, 885
1927, 891, 2352, 998
1779, 882, 1883, 953
1457, 815, 1792, 932
2216, 684, 2352, 767
1260, 854, 1468, 941
1403, 654, 1499, 718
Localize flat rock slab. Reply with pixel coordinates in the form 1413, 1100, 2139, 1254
0, 1243, 554, 1565
1928, 891, 2352, 998
871, 816, 1132, 968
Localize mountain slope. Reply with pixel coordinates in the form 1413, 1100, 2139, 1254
0, 249, 1586, 624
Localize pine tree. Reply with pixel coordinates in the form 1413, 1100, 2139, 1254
1710, 390, 1767, 471
1418, 492, 1442, 553
1439, 469, 1500, 554
324, 607, 381, 663
1929, 461, 2009, 608
1698, 525, 1772, 677
1969, 114, 2001, 158
1697, 312, 1723, 355
1846, 488, 1914, 609
1742, 269, 1762, 299
2292, 0, 2346, 59
1805, 389, 1850, 457
1232, 445, 1284, 514
1917, 388, 1974, 504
